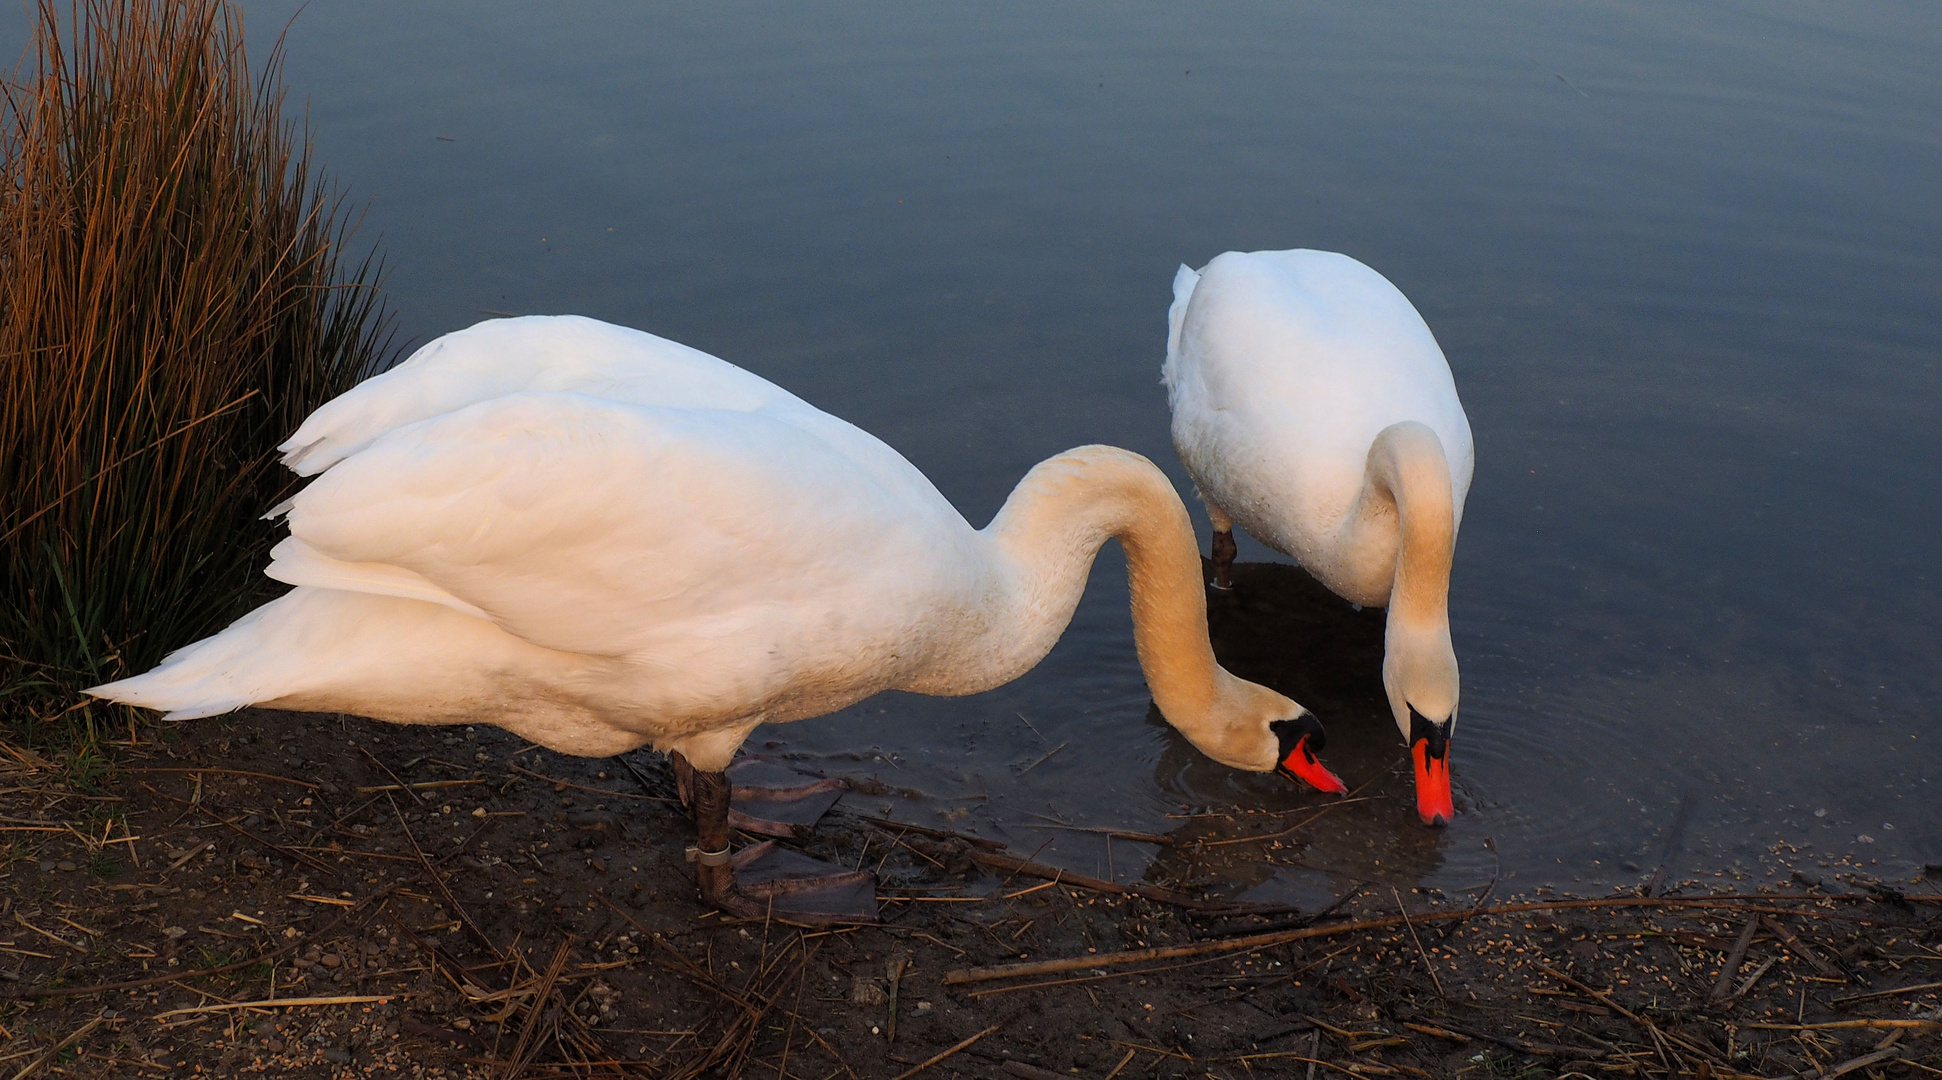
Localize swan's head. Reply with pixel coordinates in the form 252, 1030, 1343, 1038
1383, 620, 1459, 827
1270, 713, 1349, 795
1180, 674, 1346, 794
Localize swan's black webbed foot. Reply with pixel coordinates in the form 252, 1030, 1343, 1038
725, 757, 846, 838
684, 758, 878, 924
700, 842, 878, 923
671, 752, 847, 838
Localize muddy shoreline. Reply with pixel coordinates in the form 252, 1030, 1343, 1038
0, 710, 1937, 1079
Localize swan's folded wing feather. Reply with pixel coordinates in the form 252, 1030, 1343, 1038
279, 315, 806, 476
275, 392, 943, 660
264, 536, 491, 620
1162, 263, 1202, 390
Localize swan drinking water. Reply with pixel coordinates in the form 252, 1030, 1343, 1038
90, 314, 1346, 921
1164, 250, 1474, 826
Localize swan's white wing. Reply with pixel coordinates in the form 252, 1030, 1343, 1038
1161, 263, 1202, 392
279, 316, 807, 476
1176, 250, 1473, 522
272, 393, 971, 668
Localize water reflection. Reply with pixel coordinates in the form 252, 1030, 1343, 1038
1139, 561, 1451, 902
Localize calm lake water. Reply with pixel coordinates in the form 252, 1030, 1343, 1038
13, 2, 1938, 901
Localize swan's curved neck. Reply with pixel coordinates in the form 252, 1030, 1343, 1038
913, 446, 1228, 730
1339, 422, 1459, 726
1358, 422, 1455, 632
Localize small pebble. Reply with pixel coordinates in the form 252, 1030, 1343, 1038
162, 926, 187, 939
452, 1017, 472, 1030
55, 860, 76, 872
38, 860, 55, 872
320, 1047, 351, 1064
320, 953, 342, 968
850, 980, 886, 1007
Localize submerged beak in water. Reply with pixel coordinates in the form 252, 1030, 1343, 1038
1271, 716, 1347, 795
1409, 706, 1454, 826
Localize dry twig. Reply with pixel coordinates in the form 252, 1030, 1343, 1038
1708, 915, 1759, 1005
943, 894, 1927, 986
151, 995, 393, 1020
887, 1022, 1003, 1080
10, 1012, 109, 1080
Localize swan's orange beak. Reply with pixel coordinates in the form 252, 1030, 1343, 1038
1271, 717, 1347, 795
1409, 707, 1454, 827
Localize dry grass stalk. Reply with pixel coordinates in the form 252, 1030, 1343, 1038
10, 1011, 111, 1080
0, 0, 395, 730
885, 1022, 1003, 1080
1708, 915, 1759, 1005
1761, 914, 1848, 979
149, 994, 394, 1020
375, 804, 660, 1078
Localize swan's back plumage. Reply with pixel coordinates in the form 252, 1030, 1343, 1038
1165, 250, 1473, 570
279, 315, 805, 476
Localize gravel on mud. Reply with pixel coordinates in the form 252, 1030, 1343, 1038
0, 713, 1937, 1079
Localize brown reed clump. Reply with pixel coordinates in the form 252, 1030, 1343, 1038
0, 0, 397, 730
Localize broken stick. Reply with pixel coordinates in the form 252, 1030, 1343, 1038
886, 1022, 1002, 1080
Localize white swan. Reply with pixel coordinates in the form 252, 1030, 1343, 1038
89, 314, 1346, 919
1164, 250, 1474, 826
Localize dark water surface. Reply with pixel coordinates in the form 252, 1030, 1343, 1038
14, 2, 1938, 900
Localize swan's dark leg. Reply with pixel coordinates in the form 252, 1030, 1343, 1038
688, 765, 740, 908
1211, 528, 1237, 591
685, 761, 878, 924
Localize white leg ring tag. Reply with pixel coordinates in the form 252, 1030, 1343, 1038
685, 845, 731, 867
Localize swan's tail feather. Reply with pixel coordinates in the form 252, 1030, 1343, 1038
85, 601, 289, 720
84, 588, 583, 734
1162, 263, 1202, 388
276, 437, 326, 476
86, 588, 397, 720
